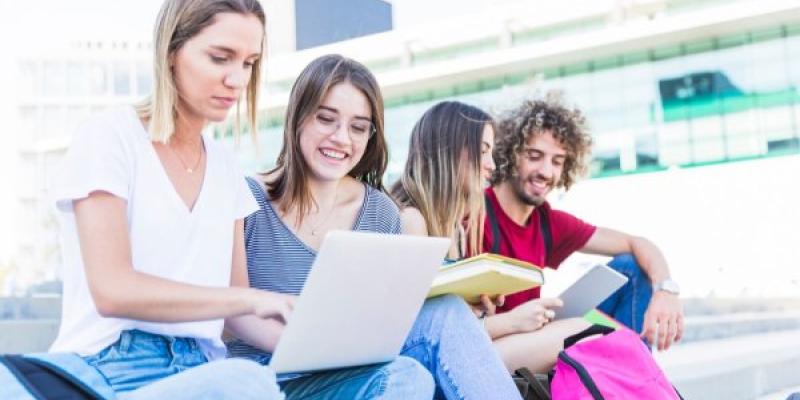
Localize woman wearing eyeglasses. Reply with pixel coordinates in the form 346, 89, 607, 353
226, 54, 521, 399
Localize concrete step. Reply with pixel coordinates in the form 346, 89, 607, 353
756, 385, 800, 400
0, 319, 59, 354
656, 329, 800, 400
0, 296, 62, 320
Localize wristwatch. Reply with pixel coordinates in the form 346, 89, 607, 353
653, 279, 680, 295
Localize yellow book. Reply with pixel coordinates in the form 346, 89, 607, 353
427, 253, 544, 303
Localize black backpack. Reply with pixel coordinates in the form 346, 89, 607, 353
0, 354, 108, 400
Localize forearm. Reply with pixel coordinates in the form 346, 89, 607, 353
484, 313, 518, 340
225, 314, 284, 353
90, 269, 256, 322
629, 237, 670, 284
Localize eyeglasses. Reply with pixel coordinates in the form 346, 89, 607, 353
312, 111, 375, 143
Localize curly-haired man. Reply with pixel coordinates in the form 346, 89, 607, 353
477, 96, 683, 373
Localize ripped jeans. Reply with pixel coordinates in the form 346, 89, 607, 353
401, 294, 522, 400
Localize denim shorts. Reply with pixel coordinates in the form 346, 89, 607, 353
83, 329, 208, 393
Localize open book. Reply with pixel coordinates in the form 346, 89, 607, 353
427, 253, 544, 303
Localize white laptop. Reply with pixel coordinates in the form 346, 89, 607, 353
268, 230, 450, 374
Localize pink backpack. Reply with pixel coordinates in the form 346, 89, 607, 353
550, 325, 683, 400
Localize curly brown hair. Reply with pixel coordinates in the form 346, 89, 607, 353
490, 94, 592, 190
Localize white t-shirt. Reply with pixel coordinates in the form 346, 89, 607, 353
49, 107, 258, 360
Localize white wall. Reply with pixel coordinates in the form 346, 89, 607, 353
552, 155, 800, 298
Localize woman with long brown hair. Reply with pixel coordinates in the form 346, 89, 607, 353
231, 55, 522, 399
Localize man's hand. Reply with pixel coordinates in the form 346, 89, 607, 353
641, 291, 683, 351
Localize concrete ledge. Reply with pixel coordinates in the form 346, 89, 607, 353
657, 329, 800, 400
0, 296, 62, 320
681, 311, 800, 342
0, 319, 59, 354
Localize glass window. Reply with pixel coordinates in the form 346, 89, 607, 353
65, 107, 88, 136
749, 40, 789, 91
635, 127, 660, 168
723, 110, 765, 158
87, 62, 108, 96
113, 62, 131, 96
18, 61, 40, 98
784, 35, 800, 90
657, 120, 692, 166
758, 107, 794, 142
136, 61, 152, 96
689, 115, 725, 162
41, 106, 66, 139
19, 107, 40, 136
66, 62, 87, 96
42, 62, 66, 97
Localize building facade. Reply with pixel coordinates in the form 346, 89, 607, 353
8, 0, 800, 297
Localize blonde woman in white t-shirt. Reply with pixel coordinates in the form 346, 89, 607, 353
49, 1, 290, 398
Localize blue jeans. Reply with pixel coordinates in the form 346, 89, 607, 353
83, 330, 283, 399
597, 253, 653, 332
277, 357, 434, 399
402, 294, 522, 400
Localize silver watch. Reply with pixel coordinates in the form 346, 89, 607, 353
653, 279, 680, 295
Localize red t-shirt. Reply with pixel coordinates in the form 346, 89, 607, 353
483, 187, 597, 313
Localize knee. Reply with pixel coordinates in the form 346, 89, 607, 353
425, 294, 471, 317
214, 359, 283, 399
608, 253, 644, 277
381, 356, 435, 398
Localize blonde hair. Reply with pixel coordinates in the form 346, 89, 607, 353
135, 0, 266, 143
391, 101, 494, 259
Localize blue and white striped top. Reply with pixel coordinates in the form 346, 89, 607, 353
226, 176, 402, 362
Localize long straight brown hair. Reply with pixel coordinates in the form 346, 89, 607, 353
265, 54, 388, 224
391, 101, 494, 259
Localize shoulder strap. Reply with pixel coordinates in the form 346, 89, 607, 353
1, 355, 106, 400
513, 367, 551, 400
563, 324, 615, 349
484, 193, 500, 254
485, 193, 554, 261
537, 206, 552, 262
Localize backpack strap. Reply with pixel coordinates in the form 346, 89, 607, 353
1, 354, 109, 400
484, 192, 552, 263
563, 324, 616, 349
513, 367, 551, 400
536, 206, 552, 262
557, 351, 605, 400
484, 193, 501, 254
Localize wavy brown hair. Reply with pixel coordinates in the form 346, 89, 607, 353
265, 54, 387, 224
490, 94, 592, 190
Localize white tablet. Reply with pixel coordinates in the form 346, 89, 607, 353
551, 264, 628, 320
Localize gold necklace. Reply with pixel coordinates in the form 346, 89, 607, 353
169, 140, 204, 174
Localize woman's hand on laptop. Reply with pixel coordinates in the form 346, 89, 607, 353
249, 289, 296, 323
